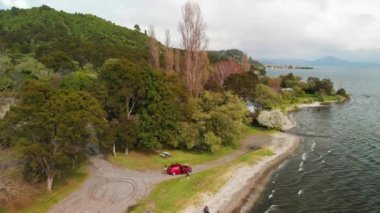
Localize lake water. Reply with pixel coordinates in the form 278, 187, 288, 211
250, 66, 380, 213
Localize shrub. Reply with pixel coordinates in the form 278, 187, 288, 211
336, 88, 348, 97
257, 110, 286, 130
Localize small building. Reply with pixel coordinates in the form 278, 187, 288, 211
246, 101, 263, 113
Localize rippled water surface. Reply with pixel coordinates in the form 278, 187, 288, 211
251, 66, 380, 213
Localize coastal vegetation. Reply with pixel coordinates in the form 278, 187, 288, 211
131, 148, 274, 213
0, 2, 346, 212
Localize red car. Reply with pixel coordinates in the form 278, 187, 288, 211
166, 164, 192, 175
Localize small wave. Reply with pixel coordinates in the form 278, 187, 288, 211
268, 194, 273, 199
272, 173, 279, 183
301, 152, 308, 161
264, 205, 279, 213
311, 142, 316, 152
278, 159, 289, 170
297, 189, 304, 195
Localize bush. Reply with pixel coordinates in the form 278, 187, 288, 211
255, 85, 283, 109
257, 110, 286, 130
336, 88, 348, 97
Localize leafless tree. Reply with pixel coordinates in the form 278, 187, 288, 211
148, 25, 160, 68
174, 48, 181, 73
179, 1, 209, 96
214, 60, 243, 87
164, 30, 174, 72
242, 54, 251, 72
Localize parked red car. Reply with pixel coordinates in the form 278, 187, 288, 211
166, 164, 192, 175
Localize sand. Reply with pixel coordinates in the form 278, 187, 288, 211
181, 132, 301, 213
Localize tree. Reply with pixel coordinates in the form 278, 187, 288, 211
134, 24, 141, 32
267, 78, 282, 93
193, 91, 249, 151
4, 81, 106, 192
148, 26, 160, 68
59, 70, 97, 91
100, 59, 145, 155
255, 84, 283, 109
241, 54, 251, 72
174, 48, 181, 73
213, 60, 242, 87
179, 1, 209, 96
164, 30, 174, 72
336, 88, 348, 97
40, 51, 77, 73
224, 71, 259, 101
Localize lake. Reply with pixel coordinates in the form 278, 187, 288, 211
250, 66, 380, 213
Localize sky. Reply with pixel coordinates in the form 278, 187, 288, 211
1, 0, 380, 62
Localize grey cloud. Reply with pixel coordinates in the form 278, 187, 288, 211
2, 0, 380, 61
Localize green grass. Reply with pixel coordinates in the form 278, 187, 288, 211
110, 126, 274, 171
17, 164, 88, 213
109, 147, 235, 171
276, 94, 346, 113
131, 148, 273, 213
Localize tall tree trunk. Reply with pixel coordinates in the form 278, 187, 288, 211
125, 147, 129, 156
113, 143, 116, 157
47, 174, 54, 192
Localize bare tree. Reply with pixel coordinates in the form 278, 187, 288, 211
148, 25, 160, 68
242, 54, 251, 72
179, 1, 209, 96
214, 60, 242, 87
174, 48, 181, 73
164, 30, 174, 72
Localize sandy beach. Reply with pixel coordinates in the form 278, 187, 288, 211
181, 133, 301, 213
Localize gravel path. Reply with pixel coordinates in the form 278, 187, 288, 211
48, 134, 271, 213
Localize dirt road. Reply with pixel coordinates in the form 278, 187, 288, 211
48, 134, 271, 213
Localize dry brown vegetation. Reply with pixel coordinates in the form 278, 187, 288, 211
0, 149, 35, 209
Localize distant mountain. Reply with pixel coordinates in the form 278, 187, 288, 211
0, 6, 149, 67
312, 56, 352, 66
262, 56, 378, 67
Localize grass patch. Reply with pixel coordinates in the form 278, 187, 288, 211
109, 147, 235, 171
237, 148, 273, 165
110, 126, 274, 171
16, 164, 88, 213
131, 148, 273, 213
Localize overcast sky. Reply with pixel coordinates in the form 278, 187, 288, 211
2, 0, 380, 62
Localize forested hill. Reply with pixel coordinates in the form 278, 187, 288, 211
0, 5, 149, 66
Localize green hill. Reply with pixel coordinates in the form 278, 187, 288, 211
0, 5, 149, 67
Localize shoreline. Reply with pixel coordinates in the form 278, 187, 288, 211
183, 100, 347, 213
182, 132, 301, 213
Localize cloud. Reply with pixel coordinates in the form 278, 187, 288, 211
0, 0, 30, 8
2, 0, 380, 61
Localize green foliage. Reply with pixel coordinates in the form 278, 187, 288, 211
0, 6, 149, 67
3, 80, 106, 187
60, 70, 97, 91
40, 51, 77, 73
255, 84, 283, 109
336, 88, 348, 97
0, 54, 51, 91
193, 91, 249, 151
224, 71, 259, 101
100, 59, 190, 151
306, 77, 334, 95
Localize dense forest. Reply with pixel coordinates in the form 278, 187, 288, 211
0, 4, 347, 208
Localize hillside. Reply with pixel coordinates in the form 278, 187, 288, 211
0, 5, 149, 66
